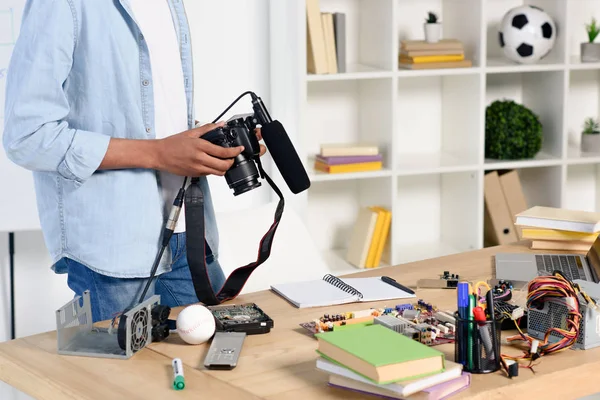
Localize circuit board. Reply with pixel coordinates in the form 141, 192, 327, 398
208, 303, 274, 335
299, 300, 456, 346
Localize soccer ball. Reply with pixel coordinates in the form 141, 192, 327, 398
498, 5, 556, 64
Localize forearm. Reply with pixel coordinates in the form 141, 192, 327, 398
99, 138, 161, 170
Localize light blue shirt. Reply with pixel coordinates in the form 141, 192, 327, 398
2, 0, 220, 278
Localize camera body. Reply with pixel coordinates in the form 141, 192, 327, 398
202, 113, 263, 196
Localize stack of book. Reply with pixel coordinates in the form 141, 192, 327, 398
399, 39, 472, 70
315, 324, 471, 399
346, 206, 392, 269
315, 143, 383, 174
515, 206, 600, 251
306, 0, 346, 74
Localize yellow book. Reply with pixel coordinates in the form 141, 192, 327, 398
366, 207, 386, 268
521, 228, 599, 243
314, 161, 382, 174
399, 54, 465, 63
372, 208, 391, 268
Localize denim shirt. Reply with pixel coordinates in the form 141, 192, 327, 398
2, 0, 219, 278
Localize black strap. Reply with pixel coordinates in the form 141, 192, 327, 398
184, 164, 284, 306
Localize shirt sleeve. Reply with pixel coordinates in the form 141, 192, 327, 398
2, 0, 110, 185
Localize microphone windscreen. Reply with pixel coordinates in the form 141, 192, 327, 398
261, 121, 311, 194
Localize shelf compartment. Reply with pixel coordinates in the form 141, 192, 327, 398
485, 0, 567, 69
306, 177, 393, 271
566, 0, 600, 66
396, 73, 481, 175
396, 0, 483, 68
305, 78, 393, 175
513, 166, 563, 208
485, 70, 565, 165
566, 70, 600, 159
565, 164, 600, 213
308, 0, 395, 76
394, 171, 480, 264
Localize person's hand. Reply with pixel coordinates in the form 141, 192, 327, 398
255, 128, 267, 157
153, 122, 244, 177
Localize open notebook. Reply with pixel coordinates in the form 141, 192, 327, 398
270, 275, 416, 308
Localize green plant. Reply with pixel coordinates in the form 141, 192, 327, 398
583, 117, 600, 134
425, 12, 438, 24
485, 100, 543, 160
586, 17, 600, 43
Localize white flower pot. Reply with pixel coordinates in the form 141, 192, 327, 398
581, 134, 600, 152
424, 23, 441, 43
581, 43, 600, 63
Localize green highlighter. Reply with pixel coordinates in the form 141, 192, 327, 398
467, 294, 475, 370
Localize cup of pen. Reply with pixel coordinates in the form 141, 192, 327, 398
454, 309, 501, 374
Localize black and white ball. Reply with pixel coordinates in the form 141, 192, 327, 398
498, 5, 556, 64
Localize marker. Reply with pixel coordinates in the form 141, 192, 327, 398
467, 294, 475, 370
381, 276, 415, 295
457, 282, 469, 367
172, 358, 185, 390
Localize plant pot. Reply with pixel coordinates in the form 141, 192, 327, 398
424, 23, 441, 43
581, 43, 600, 63
581, 134, 600, 152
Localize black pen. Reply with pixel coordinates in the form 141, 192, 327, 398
381, 276, 415, 295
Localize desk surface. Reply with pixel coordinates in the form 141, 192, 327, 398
2, 242, 599, 400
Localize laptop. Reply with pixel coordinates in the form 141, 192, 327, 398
495, 235, 600, 284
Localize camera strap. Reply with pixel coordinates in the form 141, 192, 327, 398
184, 164, 284, 306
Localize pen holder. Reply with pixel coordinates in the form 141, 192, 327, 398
453, 312, 501, 374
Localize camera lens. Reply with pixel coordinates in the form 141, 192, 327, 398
225, 154, 261, 196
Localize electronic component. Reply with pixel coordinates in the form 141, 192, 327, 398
494, 300, 528, 330
417, 271, 459, 289
207, 303, 274, 335
203, 332, 246, 370
374, 315, 408, 333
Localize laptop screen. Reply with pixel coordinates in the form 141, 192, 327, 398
586, 236, 600, 283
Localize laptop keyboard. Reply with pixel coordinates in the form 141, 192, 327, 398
535, 255, 587, 281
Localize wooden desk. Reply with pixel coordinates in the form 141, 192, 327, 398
1, 242, 599, 399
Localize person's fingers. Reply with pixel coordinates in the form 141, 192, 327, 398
255, 128, 262, 141
259, 144, 267, 156
195, 164, 228, 177
196, 151, 235, 172
186, 121, 225, 138
197, 140, 244, 159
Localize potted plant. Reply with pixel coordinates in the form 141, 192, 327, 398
582, 17, 600, 62
581, 117, 600, 152
424, 12, 441, 43
485, 100, 542, 160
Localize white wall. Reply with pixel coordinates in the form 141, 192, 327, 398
0, 0, 271, 342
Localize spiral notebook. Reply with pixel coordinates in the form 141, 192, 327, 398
270, 275, 416, 308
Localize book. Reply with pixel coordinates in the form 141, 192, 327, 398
316, 154, 383, 165
347, 207, 380, 268
399, 54, 465, 63
314, 160, 382, 174
400, 49, 464, 57
366, 207, 392, 268
521, 228, 599, 243
333, 13, 346, 73
306, 0, 328, 74
398, 59, 472, 70
315, 324, 445, 384
270, 274, 416, 308
400, 39, 463, 52
317, 357, 463, 398
515, 206, 600, 233
530, 240, 591, 252
320, 143, 379, 157
321, 13, 338, 74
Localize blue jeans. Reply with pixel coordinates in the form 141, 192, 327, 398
57, 232, 226, 322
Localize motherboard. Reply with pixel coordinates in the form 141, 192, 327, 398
300, 300, 456, 346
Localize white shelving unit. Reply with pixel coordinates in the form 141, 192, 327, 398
268, 0, 600, 275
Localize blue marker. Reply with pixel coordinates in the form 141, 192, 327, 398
457, 282, 469, 367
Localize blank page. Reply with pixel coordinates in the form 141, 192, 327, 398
270, 279, 358, 308
339, 277, 416, 302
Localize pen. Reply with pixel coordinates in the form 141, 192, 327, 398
486, 290, 498, 362
473, 306, 494, 362
457, 282, 469, 367
467, 294, 475, 370
172, 358, 185, 390
381, 276, 415, 295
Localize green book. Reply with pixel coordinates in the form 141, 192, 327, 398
315, 324, 445, 384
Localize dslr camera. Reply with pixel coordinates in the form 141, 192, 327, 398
202, 113, 263, 196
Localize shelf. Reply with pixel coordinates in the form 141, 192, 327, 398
322, 248, 389, 277
509, 166, 563, 208
567, 146, 600, 165
485, 0, 566, 68
394, 171, 480, 264
396, 73, 482, 172
485, 70, 565, 160
307, 64, 394, 81
567, 0, 600, 67
565, 164, 600, 213
567, 69, 600, 153
308, 165, 393, 182
396, 152, 479, 176
484, 151, 562, 170
397, 67, 482, 78
568, 56, 600, 71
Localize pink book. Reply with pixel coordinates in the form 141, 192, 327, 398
328, 372, 471, 400
316, 154, 383, 165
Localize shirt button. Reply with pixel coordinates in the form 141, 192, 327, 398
142, 79, 150, 86
146, 127, 151, 133
139, 33, 144, 40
